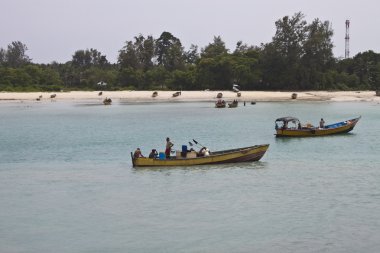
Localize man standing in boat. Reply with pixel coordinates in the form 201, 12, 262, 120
320, 118, 325, 128
165, 137, 174, 158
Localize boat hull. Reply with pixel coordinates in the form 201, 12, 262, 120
276, 117, 360, 137
132, 144, 269, 167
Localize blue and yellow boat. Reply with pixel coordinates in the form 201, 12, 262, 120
275, 116, 361, 137
131, 144, 269, 167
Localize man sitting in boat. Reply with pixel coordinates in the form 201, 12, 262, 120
198, 147, 210, 157
149, 149, 158, 158
134, 148, 144, 158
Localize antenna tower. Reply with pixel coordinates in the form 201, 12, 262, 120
345, 20, 350, 58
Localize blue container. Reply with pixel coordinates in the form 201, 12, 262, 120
159, 152, 165, 160
182, 145, 187, 153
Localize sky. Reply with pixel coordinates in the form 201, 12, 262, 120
1, 0, 379, 64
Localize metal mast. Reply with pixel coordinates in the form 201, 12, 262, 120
345, 20, 350, 58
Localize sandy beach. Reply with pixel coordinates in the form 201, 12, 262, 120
1, 90, 379, 103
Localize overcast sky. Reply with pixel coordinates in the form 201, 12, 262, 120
1, 0, 379, 63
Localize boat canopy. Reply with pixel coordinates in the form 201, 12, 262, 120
275, 117, 300, 123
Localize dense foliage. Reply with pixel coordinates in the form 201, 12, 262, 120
1, 12, 380, 92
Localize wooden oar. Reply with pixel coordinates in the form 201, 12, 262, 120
193, 139, 206, 148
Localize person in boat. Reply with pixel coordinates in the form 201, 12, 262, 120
165, 137, 174, 158
198, 147, 210, 157
320, 118, 325, 128
282, 121, 288, 130
298, 122, 302, 129
134, 148, 144, 158
149, 149, 158, 158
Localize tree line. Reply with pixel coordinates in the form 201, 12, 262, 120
1, 12, 380, 92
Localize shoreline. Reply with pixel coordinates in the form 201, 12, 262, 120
1, 90, 380, 103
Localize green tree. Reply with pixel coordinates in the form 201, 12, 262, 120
165, 42, 185, 71
135, 35, 155, 70
261, 12, 313, 89
145, 66, 170, 89
167, 69, 195, 90
351, 50, 380, 89
260, 42, 287, 89
300, 18, 334, 89
5, 41, 31, 67
72, 48, 109, 68
0, 48, 5, 65
233, 41, 258, 56
0, 64, 63, 91
155, 31, 185, 71
201, 36, 228, 58
118, 41, 140, 69
231, 56, 261, 90
196, 55, 233, 90
184, 44, 199, 64
118, 35, 155, 70
117, 67, 144, 89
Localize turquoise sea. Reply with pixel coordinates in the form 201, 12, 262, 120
1, 100, 380, 253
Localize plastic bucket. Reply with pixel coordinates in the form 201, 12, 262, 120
159, 152, 165, 160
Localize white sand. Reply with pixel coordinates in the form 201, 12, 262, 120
1, 90, 379, 102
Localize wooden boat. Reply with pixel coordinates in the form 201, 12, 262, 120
131, 144, 269, 167
215, 99, 226, 108
172, 91, 181, 97
228, 100, 238, 108
275, 116, 361, 137
103, 97, 112, 105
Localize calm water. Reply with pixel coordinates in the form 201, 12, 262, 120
0, 100, 380, 253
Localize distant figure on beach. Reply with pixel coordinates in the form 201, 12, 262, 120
98, 91, 103, 96
165, 137, 174, 158
50, 94, 56, 99
320, 118, 325, 128
149, 149, 158, 158
134, 148, 144, 158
